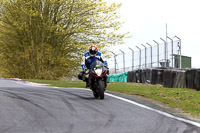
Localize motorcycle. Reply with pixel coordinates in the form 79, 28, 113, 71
85, 60, 108, 99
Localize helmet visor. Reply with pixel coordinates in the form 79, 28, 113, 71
89, 49, 97, 55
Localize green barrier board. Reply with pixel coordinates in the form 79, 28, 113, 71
108, 72, 128, 83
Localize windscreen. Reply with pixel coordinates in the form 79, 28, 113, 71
90, 60, 104, 69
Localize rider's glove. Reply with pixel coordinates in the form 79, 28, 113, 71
84, 68, 90, 74
107, 69, 109, 75
82, 68, 87, 74
104, 65, 109, 69
104, 65, 109, 75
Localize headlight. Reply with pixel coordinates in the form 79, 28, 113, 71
95, 68, 102, 76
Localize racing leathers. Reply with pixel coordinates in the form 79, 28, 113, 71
81, 51, 108, 70
79, 51, 108, 87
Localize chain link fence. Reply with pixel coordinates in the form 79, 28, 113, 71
110, 40, 180, 74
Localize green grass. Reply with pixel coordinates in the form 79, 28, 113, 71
24, 79, 200, 118
107, 83, 200, 117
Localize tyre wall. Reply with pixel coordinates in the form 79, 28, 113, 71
108, 68, 200, 90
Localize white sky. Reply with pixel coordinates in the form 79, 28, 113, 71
106, 0, 200, 68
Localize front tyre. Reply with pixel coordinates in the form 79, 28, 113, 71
98, 80, 105, 99
93, 91, 99, 98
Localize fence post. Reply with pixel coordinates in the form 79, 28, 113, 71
146, 43, 152, 68
136, 46, 141, 69
119, 49, 125, 73
160, 38, 167, 67
153, 40, 159, 67
167, 36, 174, 68
110, 51, 117, 73
128, 47, 134, 71
141, 44, 147, 68
174, 36, 181, 69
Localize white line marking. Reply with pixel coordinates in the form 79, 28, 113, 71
14, 81, 45, 87
105, 93, 200, 128
53, 87, 59, 89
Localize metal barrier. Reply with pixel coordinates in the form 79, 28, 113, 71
109, 36, 181, 74
109, 68, 200, 91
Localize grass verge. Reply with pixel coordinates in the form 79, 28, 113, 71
24, 79, 200, 118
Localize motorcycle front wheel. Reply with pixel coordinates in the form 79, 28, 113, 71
97, 80, 105, 99
93, 91, 99, 98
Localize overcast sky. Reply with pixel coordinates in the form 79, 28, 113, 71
106, 0, 200, 68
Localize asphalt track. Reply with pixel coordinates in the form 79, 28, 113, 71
0, 79, 200, 133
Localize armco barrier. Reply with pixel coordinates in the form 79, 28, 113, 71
195, 69, 200, 91
171, 70, 177, 88
163, 69, 172, 88
141, 69, 147, 83
157, 69, 164, 84
163, 69, 176, 88
173, 70, 187, 88
132, 70, 137, 82
140, 68, 153, 84
127, 68, 164, 84
146, 69, 152, 83
186, 69, 196, 89
127, 71, 133, 82
151, 69, 158, 85
146, 68, 164, 85
137, 69, 142, 83
128, 70, 137, 83
109, 68, 200, 91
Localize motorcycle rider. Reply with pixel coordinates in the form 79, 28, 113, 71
78, 45, 109, 87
